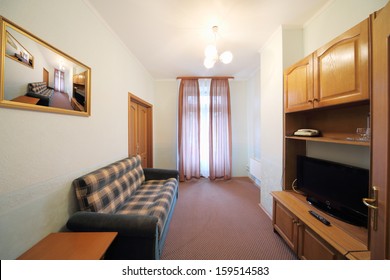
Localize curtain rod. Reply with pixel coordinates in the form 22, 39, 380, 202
176, 76, 234, 80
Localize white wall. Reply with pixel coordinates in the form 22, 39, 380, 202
153, 80, 178, 169
230, 80, 248, 177
246, 68, 261, 161
304, 0, 388, 55
0, 0, 154, 259
258, 27, 303, 215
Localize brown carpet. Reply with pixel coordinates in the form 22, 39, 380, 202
50, 91, 73, 110
161, 177, 297, 260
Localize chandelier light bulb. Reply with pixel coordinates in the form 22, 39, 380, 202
204, 57, 216, 69
219, 51, 233, 64
204, 44, 218, 58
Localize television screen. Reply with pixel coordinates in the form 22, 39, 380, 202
296, 155, 369, 227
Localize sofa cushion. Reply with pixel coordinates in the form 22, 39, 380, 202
73, 156, 145, 213
116, 178, 178, 238
29, 82, 47, 93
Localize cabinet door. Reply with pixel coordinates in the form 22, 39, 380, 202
370, 2, 390, 260
273, 199, 299, 253
298, 225, 341, 260
284, 54, 314, 113
314, 19, 369, 108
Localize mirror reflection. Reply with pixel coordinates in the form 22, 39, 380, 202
1, 17, 91, 116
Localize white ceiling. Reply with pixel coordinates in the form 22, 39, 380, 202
85, 0, 330, 80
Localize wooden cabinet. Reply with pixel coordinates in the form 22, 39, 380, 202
280, 2, 390, 260
73, 72, 86, 85
272, 192, 366, 260
284, 19, 369, 113
283, 18, 371, 189
72, 71, 86, 111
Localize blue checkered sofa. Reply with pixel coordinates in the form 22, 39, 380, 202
26, 82, 54, 106
66, 155, 179, 260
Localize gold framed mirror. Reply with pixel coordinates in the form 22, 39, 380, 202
0, 16, 91, 116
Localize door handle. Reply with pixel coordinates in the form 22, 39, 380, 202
363, 186, 378, 209
363, 186, 378, 231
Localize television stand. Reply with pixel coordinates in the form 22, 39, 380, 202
272, 191, 369, 260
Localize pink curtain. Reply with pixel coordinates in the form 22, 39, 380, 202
60, 71, 65, 92
209, 79, 232, 180
54, 69, 60, 91
178, 79, 201, 181
54, 69, 65, 92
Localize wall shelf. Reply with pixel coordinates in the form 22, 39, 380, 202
285, 135, 370, 147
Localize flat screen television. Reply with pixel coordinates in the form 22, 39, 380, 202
296, 155, 369, 227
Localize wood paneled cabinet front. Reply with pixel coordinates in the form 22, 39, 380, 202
273, 198, 345, 260
284, 54, 314, 113
314, 18, 369, 108
298, 225, 342, 260
273, 199, 299, 253
284, 18, 369, 113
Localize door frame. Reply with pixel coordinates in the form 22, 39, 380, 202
370, 3, 390, 259
128, 92, 153, 167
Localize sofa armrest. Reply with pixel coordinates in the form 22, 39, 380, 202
67, 211, 160, 259
66, 211, 158, 238
143, 168, 179, 181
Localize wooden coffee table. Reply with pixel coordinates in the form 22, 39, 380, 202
11, 95, 40, 105
17, 232, 117, 260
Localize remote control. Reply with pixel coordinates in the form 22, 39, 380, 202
309, 210, 331, 226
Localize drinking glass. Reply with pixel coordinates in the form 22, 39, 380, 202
356, 128, 369, 141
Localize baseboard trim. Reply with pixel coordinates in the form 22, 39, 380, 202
258, 203, 272, 220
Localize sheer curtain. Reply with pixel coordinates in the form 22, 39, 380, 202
209, 78, 232, 180
54, 69, 65, 92
199, 79, 211, 177
178, 79, 201, 181
178, 78, 232, 181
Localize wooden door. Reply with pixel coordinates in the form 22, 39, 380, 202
129, 101, 138, 157
137, 103, 148, 167
370, 2, 390, 260
128, 94, 153, 168
43, 68, 49, 86
284, 54, 314, 113
314, 19, 369, 108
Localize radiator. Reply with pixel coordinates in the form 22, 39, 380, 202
249, 158, 262, 181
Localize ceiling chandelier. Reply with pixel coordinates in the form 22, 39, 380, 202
204, 26, 233, 69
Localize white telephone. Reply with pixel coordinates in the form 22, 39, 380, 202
294, 129, 320, 137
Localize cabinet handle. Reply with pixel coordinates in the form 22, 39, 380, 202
293, 219, 301, 226
363, 186, 378, 231
308, 100, 313, 103
313, 98, 319, 102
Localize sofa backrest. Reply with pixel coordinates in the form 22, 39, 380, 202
73, 155, 145, 213
28, 82, 47, 93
